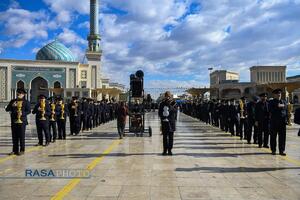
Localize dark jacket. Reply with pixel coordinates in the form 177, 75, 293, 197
255, 101, 270, 122
159, 99, 177, 132
294, 107, 300, 125
32, 101, 51, 122
269, 98, 287, 123
5, 98, 31, 125
117, 105, 128, 123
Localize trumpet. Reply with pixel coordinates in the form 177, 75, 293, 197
60, 103, 65, 120
15, 100, 23, 124
40, 99, 46, 121
50, 103, 56, 121
239, 99, 245, 119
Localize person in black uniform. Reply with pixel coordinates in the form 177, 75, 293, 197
48, 97, 58, 143
32, 94, 51, 146
229, 99, 240, 136
5, 88, 31, 155
247, 96, 259, 144
81, 97, 89, 131
255, 93, 270, 148
87, 99, 94, 130
294, 107, 300, 136
269, 88, 288, 156
238, 97, 248, 141
56, 97, 68, 139
159, 91, 177, 156
69, 96, 82, 135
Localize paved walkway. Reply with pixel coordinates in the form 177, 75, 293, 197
0, 109, 300, 200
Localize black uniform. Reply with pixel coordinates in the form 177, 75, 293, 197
294, 107, 300, 136
247, 101, 258, 144
32, 100, 51, 145
49, 102, 58, 142
56, 103, 69, 139
255, 100, 270, 147
81, 99, 89, 131
69, 101, 82, 135
269, 98, 288, 154
5, 97, 31, 154
159, 99, 177, 155
238, 101, 248, 140
229, 102, 239, 136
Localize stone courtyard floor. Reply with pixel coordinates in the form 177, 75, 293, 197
0, 108, 300, 200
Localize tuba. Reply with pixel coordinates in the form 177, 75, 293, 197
40, 99, 46, 121
239, 99, 245, 119
60, 103, 65, 120
15, 100, 23, 124
50, 103, 56, 121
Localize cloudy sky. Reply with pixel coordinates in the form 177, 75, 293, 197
0, 0, 300, 89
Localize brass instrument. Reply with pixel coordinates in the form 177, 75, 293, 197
40, 99, 46, 121
15, 100, 23, 124
60, 103, 65, 120
50, 103, 56, 121
239, 99, 245, 119
74, 102, 78, 117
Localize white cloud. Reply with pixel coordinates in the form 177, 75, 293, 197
0, 8, 56, 49
57, 28, 85, 45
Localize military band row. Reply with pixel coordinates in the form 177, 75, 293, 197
181, 89, 290, 156
5, 88, 119, 156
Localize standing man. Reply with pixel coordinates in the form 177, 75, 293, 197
81, 97, 89, 131
5, 88, 31, 155
32, 94, 51, 146
117, 102, 128, 139
255, 93, 270, 148
238, 97, 248, 140
159, 91, 177, 156
247, 96, 259, 144
69, 96, 82, 136
229, 99, 240, 136
56, 97, 68, 140
269, 89, 288, 156
48, 97, 58, 143
294, 107, 300, 136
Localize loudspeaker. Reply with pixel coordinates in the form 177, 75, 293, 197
132, 79, 143, 97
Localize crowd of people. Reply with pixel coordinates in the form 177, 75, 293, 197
181, 88, 293, 156
5, 88, 119, 156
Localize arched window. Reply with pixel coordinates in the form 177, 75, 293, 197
17, 80, 25, 89
54, 81, 61, 88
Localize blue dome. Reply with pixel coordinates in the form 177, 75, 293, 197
36, 40, 76, 62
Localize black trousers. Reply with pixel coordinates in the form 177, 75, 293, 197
239, 118, 248, 139
162, 121, 174, 152
36, 121, 50, 145
270, 120, 286, 153
229, 118, 239, 136
81, 114, 88, 130
298, 128, 300, 136
57, 119, 66, 139
257, 120, 269, 147
117, 120, 125, 136
49, 121, 57, 141
248, 120, 258, 143
87, 117, 93, 130
70, 117, 81, 135
12, 124, 26, 153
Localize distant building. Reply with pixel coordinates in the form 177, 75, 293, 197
250, 66, 286, 83
287, 75, 300, 103
209, 66, 288, 99
210, 70, 239, 87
